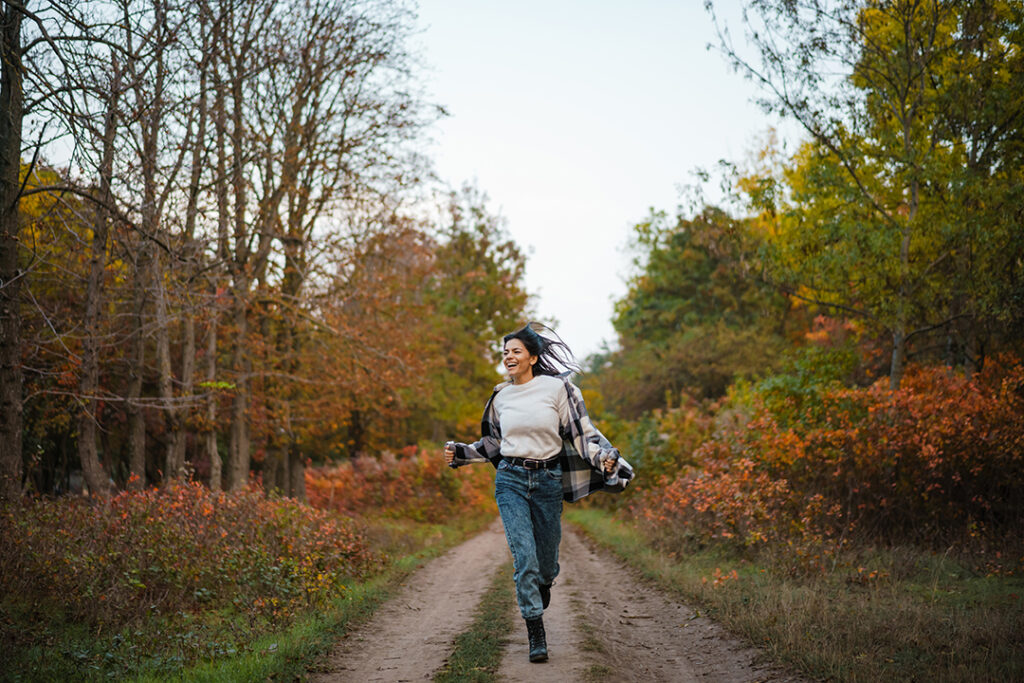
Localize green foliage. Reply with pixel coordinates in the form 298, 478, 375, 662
594, 393, 719, 486
616, 207, 779, 340
196, 381, 236, 392
432, 185, 530, 352
751, 327, 866, 428
726, 0, 1024, 383
594, 206, 798, 418
405, 184, 532, 443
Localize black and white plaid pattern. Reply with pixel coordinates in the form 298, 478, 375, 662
451, 373, 635, 502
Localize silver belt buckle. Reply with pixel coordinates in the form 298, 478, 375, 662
524, 458, 540, 470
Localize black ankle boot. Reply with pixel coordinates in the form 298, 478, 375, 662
539, 582, 552, 609
525, 616, 548, 662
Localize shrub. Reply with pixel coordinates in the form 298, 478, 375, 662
610, 394, 720, 484
633, 360, 1024, 574
305, 445, 497, 521
0, 482, 379, 650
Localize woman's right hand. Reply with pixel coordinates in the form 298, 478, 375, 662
444, 441, 456, 466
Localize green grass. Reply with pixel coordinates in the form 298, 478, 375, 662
433, 562, 516, 683
566, 507, 1024, 683
1, 513, 494, 683
137, 573, 395, 683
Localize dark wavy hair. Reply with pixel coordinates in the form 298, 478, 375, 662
503, 322, 581, 377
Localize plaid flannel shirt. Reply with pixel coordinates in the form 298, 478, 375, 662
450, 372, 635, 502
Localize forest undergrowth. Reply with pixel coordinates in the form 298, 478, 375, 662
577, 354, 1024, 682
0, 448, 496, 681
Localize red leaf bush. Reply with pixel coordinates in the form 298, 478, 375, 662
305, 445, 497, 520
0, 481, 378, 636
634, 361, 1024, 574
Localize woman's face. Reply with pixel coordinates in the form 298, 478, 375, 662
503, 338, 537, 384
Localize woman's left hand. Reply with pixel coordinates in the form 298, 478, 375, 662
601, 456, 617, 474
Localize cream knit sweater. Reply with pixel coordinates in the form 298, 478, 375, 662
491, 374, 568, 460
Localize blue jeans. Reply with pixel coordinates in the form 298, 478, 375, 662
495, 459, 563, 619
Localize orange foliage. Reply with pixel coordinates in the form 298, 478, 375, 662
634, 360, 1024, 575
0, 482, 378, 638
305, 446, 497, 521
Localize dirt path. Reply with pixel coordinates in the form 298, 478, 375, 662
530, 528, 806, 683
497, 534, 591, 682
309, 519, 510, 683
311, 519, 806, 682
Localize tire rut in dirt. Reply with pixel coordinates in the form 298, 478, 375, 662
529, 527, 807, 683
309, 519, 510, 682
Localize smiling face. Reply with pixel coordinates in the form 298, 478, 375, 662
503, 338, 537, 384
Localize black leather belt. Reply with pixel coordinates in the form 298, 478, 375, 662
503, 457, 559, 470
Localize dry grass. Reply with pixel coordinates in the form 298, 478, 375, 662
567, 507, 1024, 683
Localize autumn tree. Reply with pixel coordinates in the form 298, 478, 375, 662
709, 0, 1024, 388
247, 0, 432, 497
297, 217, 434, 462
18, 168, 101, 493
2, 0, 517, 498
0, 0, 120, 498
407, 185, 531, 444
33, 0, 204, 493
931, 1, 1024, 368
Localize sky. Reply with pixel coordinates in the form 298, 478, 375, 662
415, 0, 791, 359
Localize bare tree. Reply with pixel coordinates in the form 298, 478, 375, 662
250, 0, 432, 497
201, 0, 278, 491
88, 0, 200, 487
2, 0, 437, 497
42, 0, 208, 492
0, 0, 122, 497
168, 5, 213, 484
11, 0, 143, 496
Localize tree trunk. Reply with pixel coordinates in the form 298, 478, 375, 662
263, 446, 284, 495
126, 243, 151, 491
890, 161, 918, 391
964, 323, 982, 376
227, 314, 250, 489
0, 3, 23, 502
889, 327, 907, 391
226, 294, 250, 490
173, 10, 209, 483
349, 409, 365, 460
204, 307, 221, 490
77, 62, 119, 495
155, 250, 181, 482
127, 0, 178, 486
173, 311, 194, 477
288, 445, 306, 502
225, 45, 251, 492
